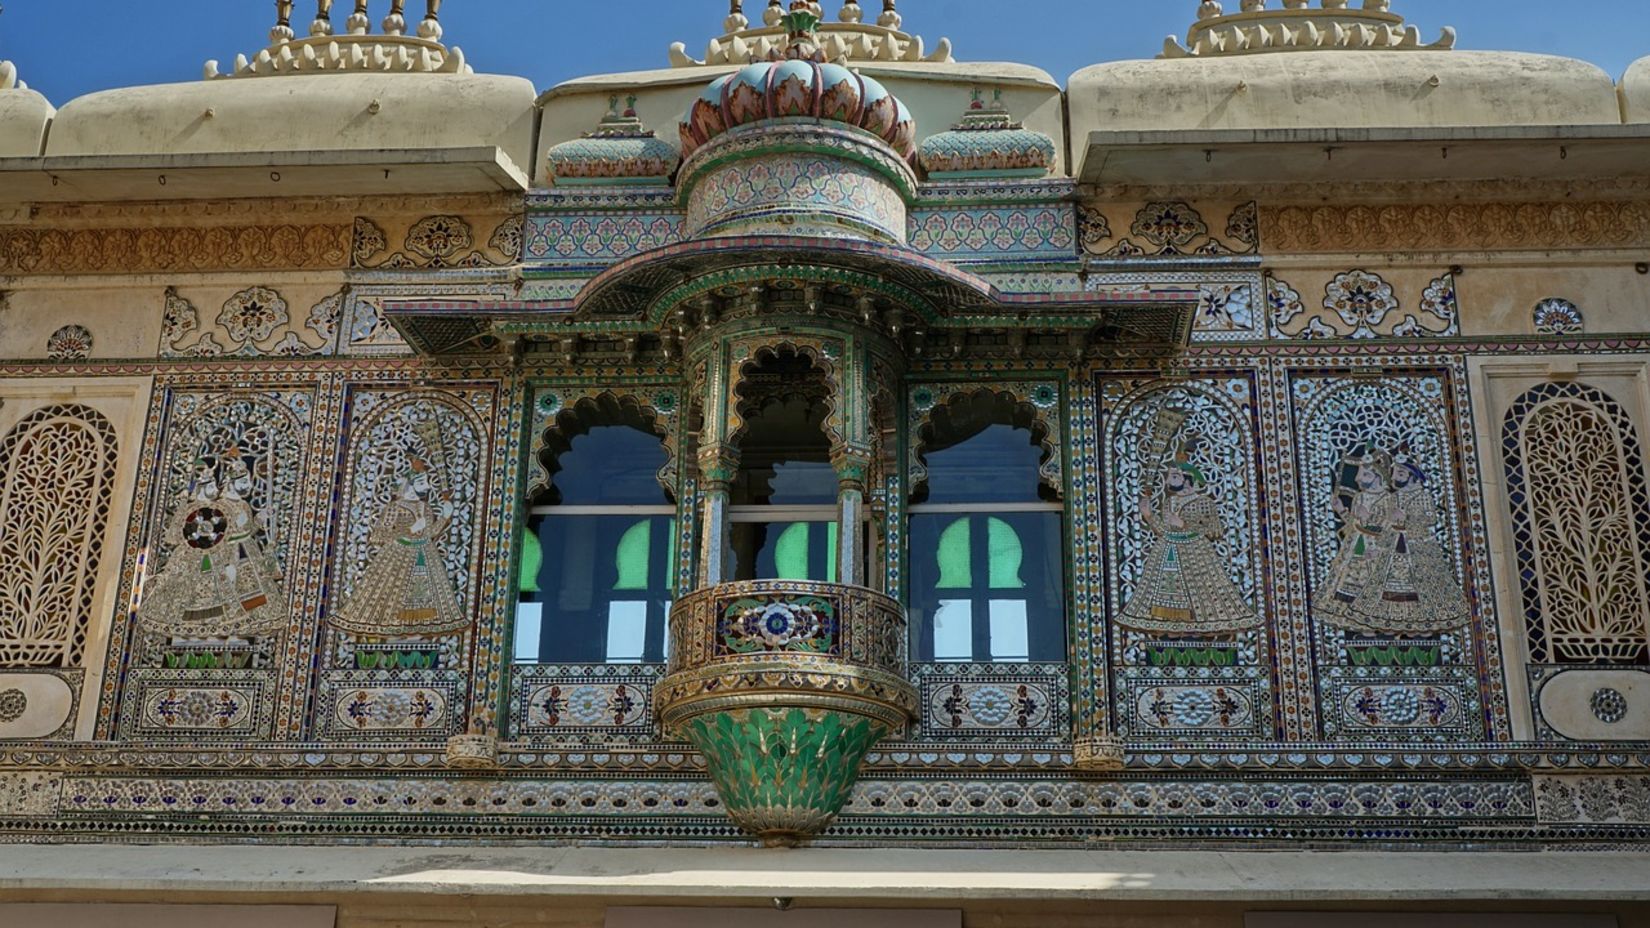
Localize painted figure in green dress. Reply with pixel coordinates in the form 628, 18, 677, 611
140, 454, 287, 638
1119, 442, 1259, 636
330, 456, 468, 637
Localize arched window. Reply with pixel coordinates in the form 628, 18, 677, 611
1503, 382, 1650, 665
909, 394, 1065, 662
515, 415, 675, 665
728, 349, 845, 582
0, 404, 119, 668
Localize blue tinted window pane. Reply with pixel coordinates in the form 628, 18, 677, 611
516, 513, 673, 663
920, 424, 1045, 504
909, 511, 1064, 662
552, 426, 671, 505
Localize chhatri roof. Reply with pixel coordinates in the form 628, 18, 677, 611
43, 1, 537, 176
679, 4, 918, 161
1069, 0, 1623, 141
1163, 0, 1456, 59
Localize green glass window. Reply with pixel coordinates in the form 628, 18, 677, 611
515, 424, 675, 664
910, 421, 1066, 662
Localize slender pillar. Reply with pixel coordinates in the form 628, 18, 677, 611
696, 445, 738, 588
833, 448, 872, 588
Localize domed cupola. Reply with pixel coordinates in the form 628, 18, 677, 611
676, 1, 919, 243
547, 96, 681, 186
918, 88, 1056, 180
680, 6, 916, 161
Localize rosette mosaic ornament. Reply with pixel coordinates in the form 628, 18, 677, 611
680, 2, 917, 161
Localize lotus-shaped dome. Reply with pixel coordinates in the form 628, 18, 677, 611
679, 5, 916, 161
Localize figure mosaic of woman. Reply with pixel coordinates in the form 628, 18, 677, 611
329, 454, 468, 637
1118, 437, 1259, 636
139, 449, 287, 638
1317, 443, 1469, 636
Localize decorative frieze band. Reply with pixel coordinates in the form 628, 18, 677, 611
0, 224, 353, 275
1261, 201, 1650, 254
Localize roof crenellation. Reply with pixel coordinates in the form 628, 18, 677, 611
670, 0, 953, 67
1163, 0, 1456, 59
203, 0, 472, 80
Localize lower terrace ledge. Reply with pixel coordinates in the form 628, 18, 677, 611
1, 847, 1648, 903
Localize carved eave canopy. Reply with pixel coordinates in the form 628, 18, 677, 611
380, 236, 1196, 355
1164, 0, 1455, 59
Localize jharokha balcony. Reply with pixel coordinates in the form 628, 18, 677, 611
656, 580, 917, 846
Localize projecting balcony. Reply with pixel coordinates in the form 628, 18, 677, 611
654, 579, 917, 845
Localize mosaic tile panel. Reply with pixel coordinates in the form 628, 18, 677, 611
510, 664, 663, 740
906, 205, 1076, 262
1097, 370, 1279, 742
910, 663, 1068, 741
1287, 369, 1493, 742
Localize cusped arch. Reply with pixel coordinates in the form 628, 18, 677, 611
727, 340, 846, 457
0, 404, 120, 668
530, 391, 679, 505
910, 384, 1062, 500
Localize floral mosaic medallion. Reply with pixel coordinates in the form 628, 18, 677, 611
406, 215, 474, 262
142, 686, 253, 731
718, 597, 837, 654
1591, 688, 1629, 724
1533, 298, 1585, 335
0, 689, 26, 723
1323, 269, 1398, 339
337, 687, 446, 731
45, 324, 92, 361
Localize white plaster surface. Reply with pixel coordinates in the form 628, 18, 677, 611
0, 847, 1648, 902
47, 73, 538, 175
1538, 668, 1650, 741
1623, 56, 1650, 123
0, 88, 53, 158
1068, 51, 1622, 150
0, 672, 73, 740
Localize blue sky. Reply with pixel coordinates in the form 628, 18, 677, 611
2, 1, 1643, 104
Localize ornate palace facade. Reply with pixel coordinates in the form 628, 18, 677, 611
0, 1, 1648, 924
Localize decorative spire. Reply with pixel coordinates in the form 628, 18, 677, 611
382, 0, 407, 36
669, 0, 949, 66
0, 4, 23, 92
271, 0, 297, 43
310, 0, 336, 35
777, 1, 825, 62
1164, 0, 1454, 58
725, 0, 749, 33
206, 0, 469, 78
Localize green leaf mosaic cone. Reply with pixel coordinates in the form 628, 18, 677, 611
684, 706, 891, 846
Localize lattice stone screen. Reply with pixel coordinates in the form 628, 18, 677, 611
1504, 383, 1650, 665
0, 404, 119, 668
